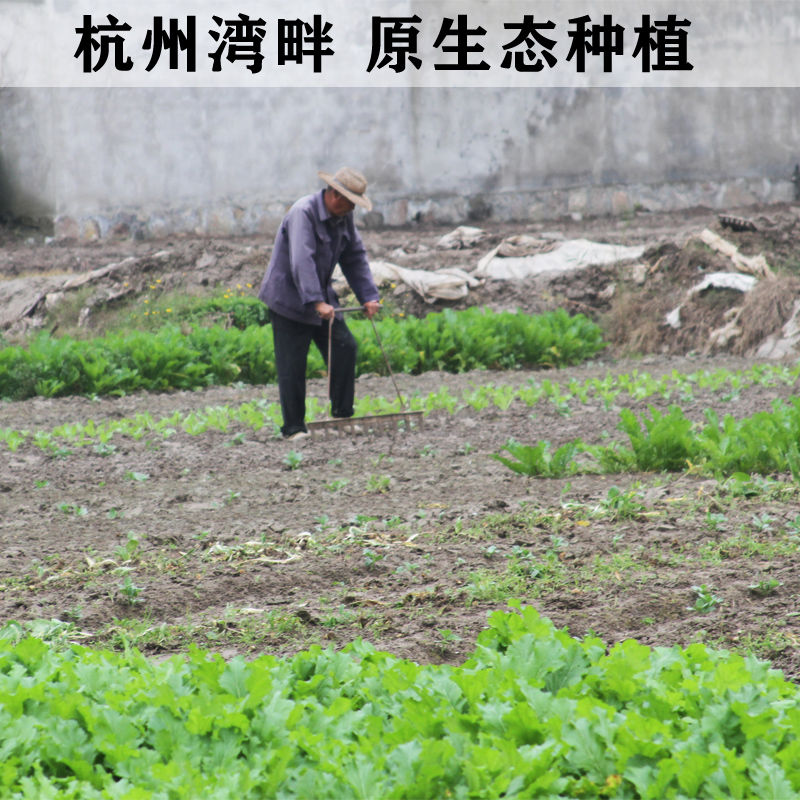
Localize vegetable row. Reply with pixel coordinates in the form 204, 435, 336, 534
0, 308, 603, 400
497, 399, 800, 479
2, 605, 799, 798
2, 362, 796, 455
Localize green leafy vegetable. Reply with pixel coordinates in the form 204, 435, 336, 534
2, 606, 799, 798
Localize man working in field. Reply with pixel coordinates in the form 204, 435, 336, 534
258, 167, 381, 440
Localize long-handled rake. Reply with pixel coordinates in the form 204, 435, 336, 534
307, 306, 424, 436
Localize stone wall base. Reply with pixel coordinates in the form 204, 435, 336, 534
53, 177, 796, 241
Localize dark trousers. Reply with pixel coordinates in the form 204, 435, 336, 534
269, 310, 358, 436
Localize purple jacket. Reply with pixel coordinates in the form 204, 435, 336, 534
258, 189, 379, 325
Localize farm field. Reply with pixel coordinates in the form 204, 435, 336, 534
1, 351, 799, 679
2, 206, 800, 795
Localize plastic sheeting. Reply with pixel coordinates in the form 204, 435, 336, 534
333, 260, 481, 303
474, 238, 646, 280
333, 231, 648, 304
664, 272, 758, 329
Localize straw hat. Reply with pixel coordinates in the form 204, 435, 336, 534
318, 167, 373, 211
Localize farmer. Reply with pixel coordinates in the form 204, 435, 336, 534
258, 167, 381, 441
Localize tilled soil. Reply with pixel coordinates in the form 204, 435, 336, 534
2, 205, 800, 679
2, 353, 800, 679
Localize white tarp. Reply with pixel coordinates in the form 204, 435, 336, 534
332, 232, 647, 303
435, 225, 487, 250
474, 238, 646, 280
333, 260, 482, 303
664, 272, 758, 329
685, 271, 758, 295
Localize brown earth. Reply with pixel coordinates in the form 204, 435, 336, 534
2, 203, 800, 679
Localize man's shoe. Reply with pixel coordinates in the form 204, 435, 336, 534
285, 430, 311, 442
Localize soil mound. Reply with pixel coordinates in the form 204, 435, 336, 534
2, 203, 800, 359
734, 275, 800, 354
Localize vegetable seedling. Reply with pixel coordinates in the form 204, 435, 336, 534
437, 628, 462, 652
748, 578, 782, 597
283, 450, 304, 470
690, 584, 722, 613
119, 575, 144, 605
59, 503, 88, 517
115, 533, 141, 563
595, 486, 646, 520
366, 474, 391, 493
704, 512, 727, 531
363, 548, 384, 568
750, 513, 774, 533
125, 471, 150, 482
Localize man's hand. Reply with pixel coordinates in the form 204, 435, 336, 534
363, 300, 381, 319
314, 301, 335, 321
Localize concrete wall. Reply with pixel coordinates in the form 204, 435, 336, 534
0, 89, 55, 220
1, 0, 799, 236
2, 84, 798, 236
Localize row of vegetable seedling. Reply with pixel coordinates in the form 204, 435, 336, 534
0, 307, 604, 400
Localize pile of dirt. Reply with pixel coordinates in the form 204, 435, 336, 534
600, 252, 797, 358
2, 203, 800, 359
734, 276, 800, 354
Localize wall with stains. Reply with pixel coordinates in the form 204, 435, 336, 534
2, 85, 797, 237
1, 0, 798, 236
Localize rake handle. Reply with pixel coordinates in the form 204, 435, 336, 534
368, 317, 408, 412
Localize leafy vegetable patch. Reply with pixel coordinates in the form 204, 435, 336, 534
2, 604, 799, 799
0, 308, 604, 400
496, 399, 800, 479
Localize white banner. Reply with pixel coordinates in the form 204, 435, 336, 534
0, 0, 798, 88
